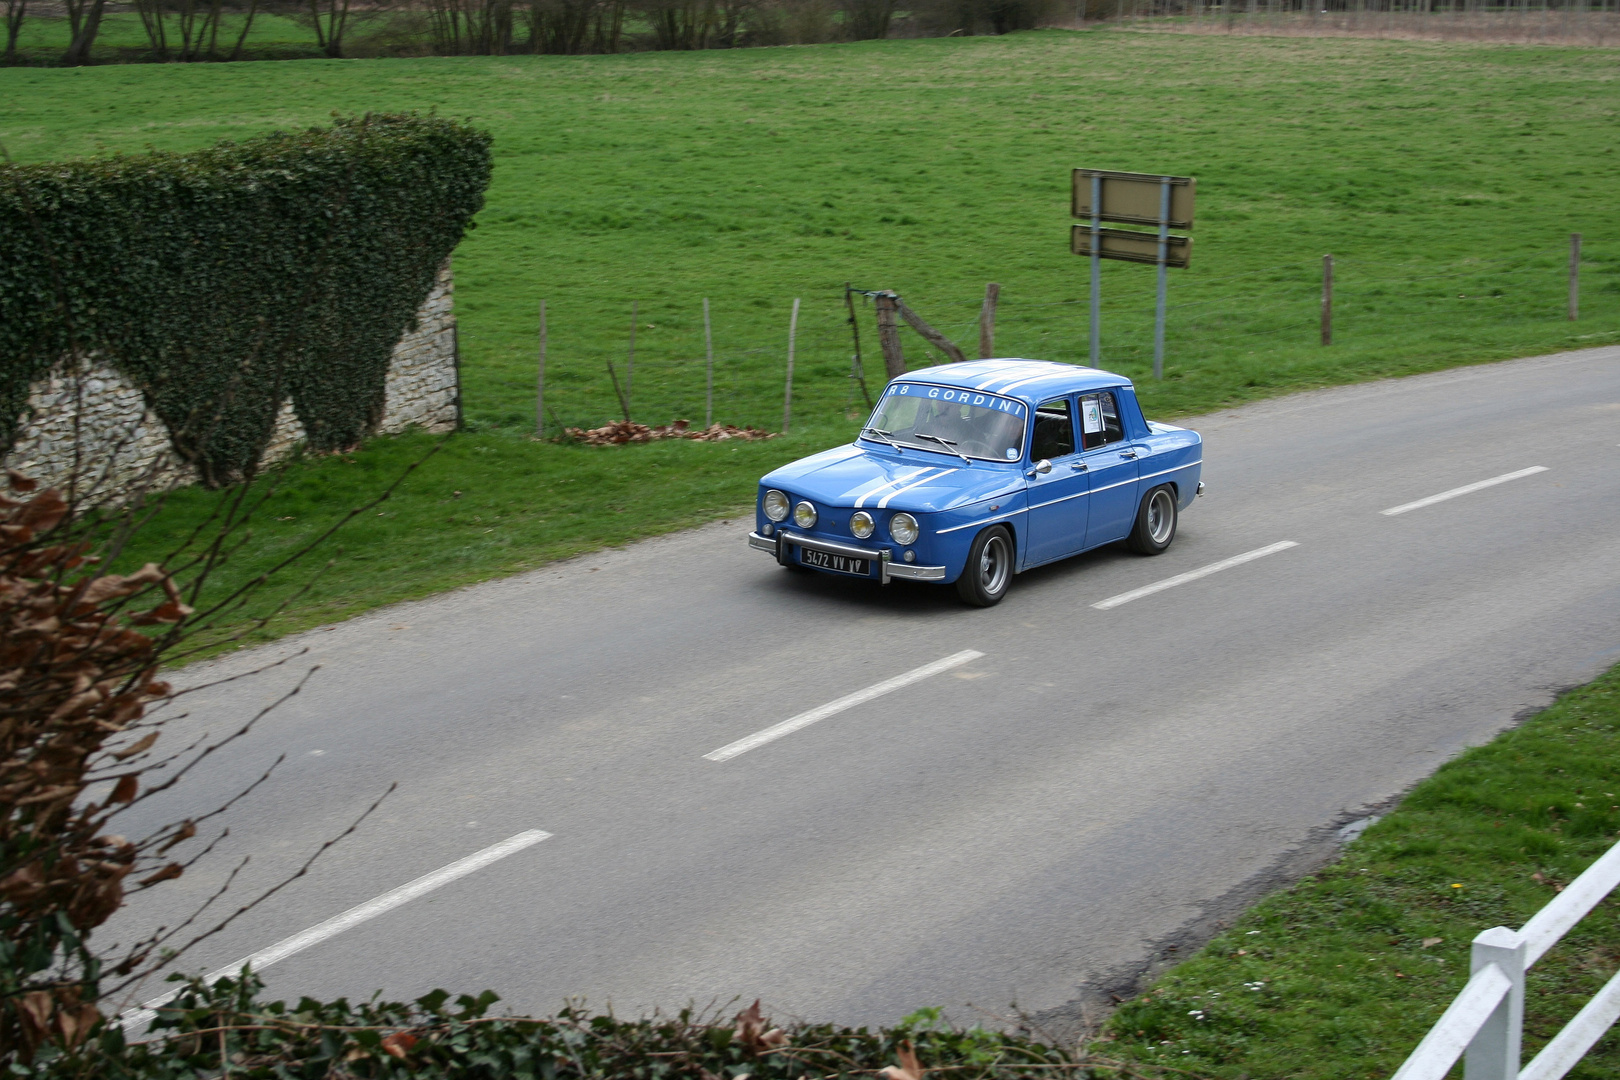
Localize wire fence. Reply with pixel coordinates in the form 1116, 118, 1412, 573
509, 236, 1619, 435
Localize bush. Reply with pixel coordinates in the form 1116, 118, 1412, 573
36, 972, 1098, 1080
0, 114, 491, 486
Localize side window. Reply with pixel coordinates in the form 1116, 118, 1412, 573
1030, 398, 1075, 460
1080, 392, 1126, 451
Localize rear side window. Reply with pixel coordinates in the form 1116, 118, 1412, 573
1080, 392, 1125, 450
1031, 398, 1075, 460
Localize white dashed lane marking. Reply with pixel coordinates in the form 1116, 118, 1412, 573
1091, 542, 1300, 611
1380, 466, 1548, 517
121, 829, 552, 1033
704, 650, 985, 762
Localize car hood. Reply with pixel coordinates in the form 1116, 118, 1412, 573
761, 444, 1022, 513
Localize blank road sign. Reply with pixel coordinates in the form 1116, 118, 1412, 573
1072, 169, 1196, 230
1071, 225, 1192, 268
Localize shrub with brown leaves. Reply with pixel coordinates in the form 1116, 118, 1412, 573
0, 470, 191, 1061
563, 419, 778, 446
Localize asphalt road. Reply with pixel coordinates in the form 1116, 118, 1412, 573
106, 345, 1620, 1032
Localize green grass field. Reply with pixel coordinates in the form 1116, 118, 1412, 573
3, 30, 1618, 649
1105, 661, 1620, 1080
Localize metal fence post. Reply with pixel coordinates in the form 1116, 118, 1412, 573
703, 297, 714, 428
1321, 254, 1334, 346
1569, 233, 1581, 321
536, 299, 546, 438
783, 298, 799, 434
1466, 927, 1526, 1080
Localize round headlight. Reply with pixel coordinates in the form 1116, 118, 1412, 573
793, 501, 818, 529
890, 512, 919, 545
850, 511, 875, 539
763, 489, 790, 522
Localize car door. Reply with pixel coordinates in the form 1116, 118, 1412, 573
1079, 389, 1140, 548
1023, 396, 1090, 566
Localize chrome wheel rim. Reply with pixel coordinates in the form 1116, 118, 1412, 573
1147, 490, 1175, 545
978, 534, 1010, 595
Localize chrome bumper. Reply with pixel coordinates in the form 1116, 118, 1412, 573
748, 530, 947, 584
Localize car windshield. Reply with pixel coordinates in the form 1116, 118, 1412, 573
862, 383, 1028, 463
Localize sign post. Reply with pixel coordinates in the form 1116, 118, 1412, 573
1072, 169, 1195, 377
1090, 172, 1102, 366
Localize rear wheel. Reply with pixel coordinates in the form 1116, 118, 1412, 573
955, 525, 1013, 607
1127, 485, 1178, 555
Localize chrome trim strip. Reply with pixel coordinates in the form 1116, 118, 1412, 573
936, 509, 1025, 535
748, 532, 776, 553
885, 562, 947, 582
1087, 475, 1139, 495
1138, 459, 1203, 483
777, 530, 881, 561
1028, 489, 1089, 511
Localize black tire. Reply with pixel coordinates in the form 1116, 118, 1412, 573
955, 525, 1014, 607
1127, 484, 1178, 555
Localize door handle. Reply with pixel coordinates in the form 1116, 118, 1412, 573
1120, 450, 1138, 460
1069, 461, 1088, 471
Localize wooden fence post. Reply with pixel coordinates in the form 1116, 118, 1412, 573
1569, 233, 1582, 321
875, 291, 906, 378
536, 299, 547, 437
783, 298, 800, 433
845, 284, 873, 411
895, 297, 968, 364
979, 283, 1000, 359
703, 297, 715, 428
626, 299, 637, 416
1321, 254, 1334, 346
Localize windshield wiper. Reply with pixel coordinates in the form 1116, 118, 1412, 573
913, 433, 971, 465
862, 427, 904, 453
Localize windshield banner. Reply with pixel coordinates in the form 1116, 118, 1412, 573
887, 383, 1028, 418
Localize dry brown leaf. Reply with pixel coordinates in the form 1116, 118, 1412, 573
879, 1039, 926, 1080
733, 999, 788, 1055
112, 731, 159, 761
381, 1031, 418, 1059
564, 420, 778, 447
136, 863, 183, 887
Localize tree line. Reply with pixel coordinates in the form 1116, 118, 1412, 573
4, 0, 1075, 65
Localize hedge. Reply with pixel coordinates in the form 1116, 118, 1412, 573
0, 114, 492, 486
29, 973, 1096, 1080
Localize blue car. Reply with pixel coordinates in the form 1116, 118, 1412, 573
748, 359, 1203, 606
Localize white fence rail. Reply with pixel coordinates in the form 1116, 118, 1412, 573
1391, 841, 1620, 1080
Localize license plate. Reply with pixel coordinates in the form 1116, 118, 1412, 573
800, 547, 869, 576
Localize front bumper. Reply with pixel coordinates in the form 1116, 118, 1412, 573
748, 530, 946, 584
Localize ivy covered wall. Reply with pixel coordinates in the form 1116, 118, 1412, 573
0, 114, 492, 487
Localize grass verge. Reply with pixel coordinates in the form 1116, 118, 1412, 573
107, 423, 840, 660
1104, 662, 1620, 1080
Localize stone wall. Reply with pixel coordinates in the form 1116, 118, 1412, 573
3, 262, 458, 496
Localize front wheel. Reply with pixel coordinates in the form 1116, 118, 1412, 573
955, 525, 1014, 607
1127, 485, 1178, 555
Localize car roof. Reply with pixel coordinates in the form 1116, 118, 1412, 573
892, 359, 1132, 408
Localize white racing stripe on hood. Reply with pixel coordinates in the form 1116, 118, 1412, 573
878, 467, 956, 509
852, 466, 937, 508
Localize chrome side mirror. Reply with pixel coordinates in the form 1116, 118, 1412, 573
1027, 458, 1052, 477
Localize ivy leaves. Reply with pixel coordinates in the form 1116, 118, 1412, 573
0, 114, 492, 486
